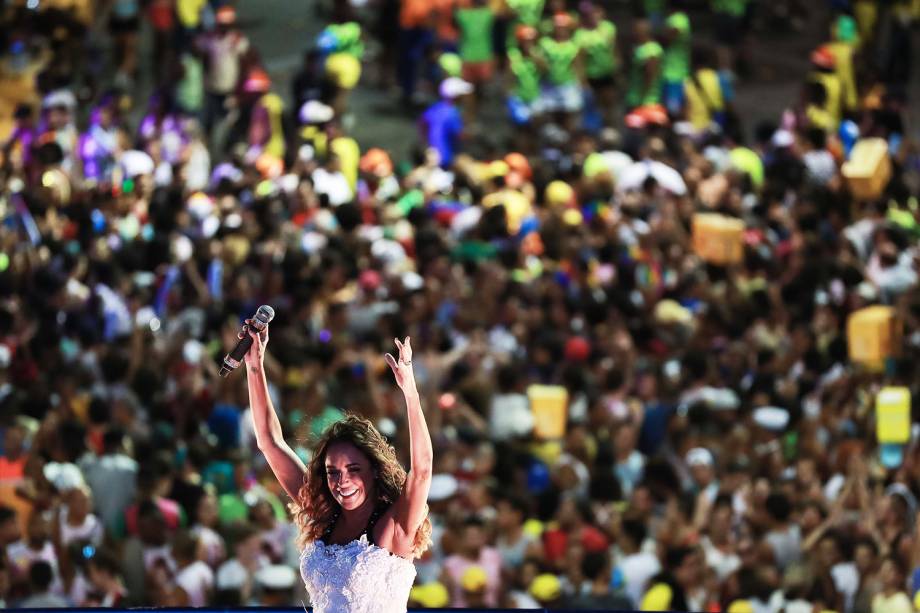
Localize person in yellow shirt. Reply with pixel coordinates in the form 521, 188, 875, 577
327, 122, 361, 193
804, 46, 843, 132
683, 48, 732, 133
243, 69, 286, 161
826, 15, 859, 116
871, 557, 912, 613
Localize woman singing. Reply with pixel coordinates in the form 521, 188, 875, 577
242, 321, 433, 612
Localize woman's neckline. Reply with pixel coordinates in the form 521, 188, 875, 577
314, 535, 415, 563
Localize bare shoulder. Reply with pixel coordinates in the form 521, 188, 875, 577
371, 509, 416, 560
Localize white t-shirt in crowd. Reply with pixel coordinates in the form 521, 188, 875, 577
176, 560, 215, 607
619, 551, 661, 607
58, 508, 104, 547
701, 536, 741, 581
488, 393, 533, 441
204, 33, 250, 94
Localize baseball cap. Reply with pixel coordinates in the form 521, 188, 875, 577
120, 150, 155, 177
360, 148, 394, 177
299, 100, 334, 124
215, 6, 237, 25
243, 69, 271, 94
552, 12, 575, 28
753, 406, 790, 432
810, 46, 836, 70
772, 129, 795, 148
686, 447, 714, 468
515, 24, 538, 42
42, 89, 76, 110
439, 77, 474, 99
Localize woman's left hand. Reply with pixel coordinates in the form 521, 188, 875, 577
385, 336, 414, 391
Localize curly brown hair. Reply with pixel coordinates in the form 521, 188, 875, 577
290, 414, 432, 558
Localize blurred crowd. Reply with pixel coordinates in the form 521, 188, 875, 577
0, 0, 919, 611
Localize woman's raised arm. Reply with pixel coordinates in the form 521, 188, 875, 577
243, 321, 307, 501
385, 337, 433, 544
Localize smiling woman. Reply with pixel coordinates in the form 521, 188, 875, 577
241, 327, 433, 613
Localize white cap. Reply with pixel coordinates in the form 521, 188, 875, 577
685, 447, 714, 468
772, 130, 795, 148
299, 100, 334, 124
120, 150, 155, 177
255, 564, 297, 591
377, 417, 397, 438
401, 271, 424, 292
42, 89, 76, 110
298, 144, 316, 162
857, 281, 878, 301
428, 474, 459, 502
439, 77, 474, 99
182, 339, 204, 364
753, 406, 790, 431
43, 462, 85, 491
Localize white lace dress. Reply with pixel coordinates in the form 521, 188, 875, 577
300, 534, 417, 613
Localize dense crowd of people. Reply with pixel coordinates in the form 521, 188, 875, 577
0, 0, 919, 611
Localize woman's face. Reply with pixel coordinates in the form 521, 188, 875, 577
325, 442, 376, 512
197, 492, 218, 527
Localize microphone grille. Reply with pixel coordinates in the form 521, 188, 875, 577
255, 305, 275, 324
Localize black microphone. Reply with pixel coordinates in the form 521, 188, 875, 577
219, 305, 275, 377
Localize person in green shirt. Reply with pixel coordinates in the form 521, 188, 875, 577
507, 0, 544, 28
325, 21, 365, 60
506, 24, 542, 125
538, 0, 578, 36
534, 12, 584, 122
456, 0, 496, 86
661, 11, 690, 115
625, 19, 663, 109
456, 0, 496, 121
573, 3, 619, 125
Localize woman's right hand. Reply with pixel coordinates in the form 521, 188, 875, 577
240, 319, 268, 370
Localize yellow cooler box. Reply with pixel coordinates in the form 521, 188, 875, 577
527, 385, 568, 440
847, 305, 902, 370
692, 213, 745, 265
842, 138, 891, 201
876, 387, 911, 444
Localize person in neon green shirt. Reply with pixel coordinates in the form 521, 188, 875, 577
323, 22, 365, 60
661, 11, 690, 114
456, 0, 496, 87
574, 3, 618, 125
506, 25, 542, 124
507, 0, 544, 27
625, 20, 663, 109
538, 0, 578, 36
534, 13, 584, 122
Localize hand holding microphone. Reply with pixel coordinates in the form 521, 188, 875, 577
219, 305, 274, 377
